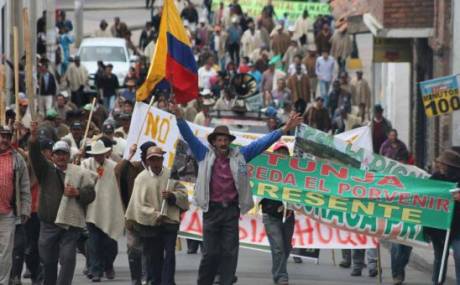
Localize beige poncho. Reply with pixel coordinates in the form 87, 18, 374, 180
82, 157, 125, 240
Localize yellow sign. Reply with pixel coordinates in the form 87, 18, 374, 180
373, 38, 412, 63
419, 75, 460, 117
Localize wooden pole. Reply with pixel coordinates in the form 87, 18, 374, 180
22, 7, 37, 120
0, 63, 5, 126
134, 95, 156, 147
80, 97, 97, 152
13, 27, 20, 122
376, 243, 382, 284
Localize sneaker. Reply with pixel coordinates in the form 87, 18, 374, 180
91, 276, 101, 282
393, 278, 403, 285
350, 269, 362, 277
339, 261, 351, 268
369, 269, 378, 278
293, 257, 303, 263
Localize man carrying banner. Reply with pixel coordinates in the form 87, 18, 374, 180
171, 103, 302, 285
425, 149, 460, 285
260, 142, 295, 285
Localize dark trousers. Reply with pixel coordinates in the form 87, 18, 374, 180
187, 239, 202, 253
197, 204, 240, 285
127, 229, 143, 284
24, 214, 42, 281
227, 43, 240, 66
390, 243, 412, 280
11, 225, 26, 282
140, 227, 178, 285
71, 86, 87, 108
11, 214, 42, 282
39, 222, 81, 285
87, 223, 118, 277
424, 228, 460, 285
337, 57, 347, 75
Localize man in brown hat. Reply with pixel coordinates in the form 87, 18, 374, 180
171, 103, 302, 285
425, 149, 460, 285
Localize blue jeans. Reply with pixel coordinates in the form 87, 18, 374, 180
103, 95, 116, 111
391, 243, 412, 280
343, 248, 377, 271
319, 80, 331, 99
87, 223, 118, 277
263, 213, 295, 283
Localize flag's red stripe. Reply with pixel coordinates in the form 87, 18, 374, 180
166, 55, 199, 104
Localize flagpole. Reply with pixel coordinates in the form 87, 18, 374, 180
438, 229, 451, 284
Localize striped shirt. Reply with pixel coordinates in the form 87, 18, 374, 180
0, 150, 14, 214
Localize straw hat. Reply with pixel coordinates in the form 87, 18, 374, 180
87, 140, 111, 155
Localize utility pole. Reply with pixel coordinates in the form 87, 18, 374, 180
46, 0, 56, 65
75, 0, 84, 47
452, 0, 460, 146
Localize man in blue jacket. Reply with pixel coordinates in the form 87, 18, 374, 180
171, 103, 302, 285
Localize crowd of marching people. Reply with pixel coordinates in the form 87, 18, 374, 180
1, 1, 460, 285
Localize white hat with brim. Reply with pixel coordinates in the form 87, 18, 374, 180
52, 140, 70, 153
87, 140, 111, 155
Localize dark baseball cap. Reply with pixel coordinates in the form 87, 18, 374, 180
70, 122, 83, 130
39, 138, 54, 151
102, 124, 114, 134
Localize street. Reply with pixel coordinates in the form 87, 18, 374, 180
21, 236, 456, 285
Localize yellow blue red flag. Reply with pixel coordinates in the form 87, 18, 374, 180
136, 0, 198, 103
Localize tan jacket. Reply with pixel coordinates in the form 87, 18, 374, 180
63, 63, 88, 92
125, 168, 189, 226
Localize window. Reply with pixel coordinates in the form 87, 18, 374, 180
79, 46, 126, 62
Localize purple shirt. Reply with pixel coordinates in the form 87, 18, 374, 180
209, 155, 238, 203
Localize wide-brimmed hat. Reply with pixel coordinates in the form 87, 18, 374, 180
0, 125, 13, 135
146, 146, 166, 160
207, 125, 236, 145
87, 140, 111, 155
436, 150, 460, 169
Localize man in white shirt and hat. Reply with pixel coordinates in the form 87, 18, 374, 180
125, 146, 189, 285
82, 140, 125, 282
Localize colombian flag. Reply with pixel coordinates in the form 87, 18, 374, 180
136, 0, 198, 103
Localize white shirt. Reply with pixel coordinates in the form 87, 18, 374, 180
315, 56, 335, 82
198, 66, 217, 89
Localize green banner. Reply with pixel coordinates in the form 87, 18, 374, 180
212, 0, 330, 21
248, 152, 455, 230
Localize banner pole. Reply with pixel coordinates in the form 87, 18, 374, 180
331, 249, 336, 266
438, 229, 451, 284
78, 97, 97, 156
377, 242, 382, 284
134, 95, 156, 148
282, 202, 287, 223
160, 179, 170, 216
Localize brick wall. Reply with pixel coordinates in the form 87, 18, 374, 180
382, 0, 434, 28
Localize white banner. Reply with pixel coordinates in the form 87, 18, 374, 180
125, 102, 295, 165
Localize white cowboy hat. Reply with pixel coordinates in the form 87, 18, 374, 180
87, 140, 111, 155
